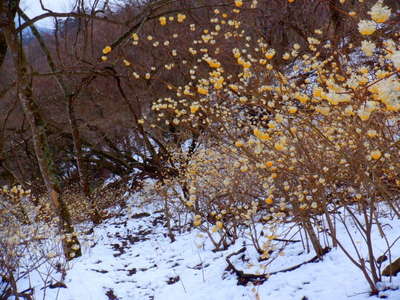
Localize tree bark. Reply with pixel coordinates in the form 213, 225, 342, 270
1, 3, 81, 260
302, 219, 324, 257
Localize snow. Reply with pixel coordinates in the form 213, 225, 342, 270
16, 198, 400, 300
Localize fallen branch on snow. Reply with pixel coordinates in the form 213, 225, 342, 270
225, 247, 331, 285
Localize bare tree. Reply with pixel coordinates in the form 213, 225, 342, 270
0, 0, 81, 260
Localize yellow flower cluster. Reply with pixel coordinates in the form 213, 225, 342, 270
368, 0, 391, 23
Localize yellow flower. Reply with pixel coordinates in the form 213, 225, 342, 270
357, 109, 370, 121
265, 49, 276, 59
268, 121, 277, 129
234, 0, 243, 7
190, 104, 200, 113
282, 52, 290, 60
313, 87, 323, 98
216, 221, 224, 229
123, 59, 131, 66
295, 93, 309, 104
233, 48, 241, 58
358, 20, 376, 35
177, 13, 187, 23
265, 197, 273, 205
229, 84, 239, 92
239, 96, 247, 103
253, 128, 271, 141
197, 86, 209, 95
102, 46, 112, 54
213, 77, 224, 89
275, 114, 284, 123
159, 16, 167, 26
390, 51, 400, 70
368, 0, 391, 23
288, 106, 298, 114
193, 215, 202, 226
240, 164, 248, 172
214, 83, 223, 90
386, 101, 400, 112
344, 105, 355, 116
237, 57, 251, 69
370, 150, 382, 160
131, 33, 139, 41
183, 88, 193, 96
242, 61, 251, 69
101, 56, 108, 61
265, 161, 273, 168
235, 140, 244, 147
274, 142, 285, 151
207, 59, 221, 69
367, 129, 377, 137
361, 40, 376, 56
315, 106, 330, 116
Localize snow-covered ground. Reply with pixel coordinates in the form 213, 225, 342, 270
18, 201, 400, 300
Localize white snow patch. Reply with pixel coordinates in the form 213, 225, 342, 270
18, 203, 400, 300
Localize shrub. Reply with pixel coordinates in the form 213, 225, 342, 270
114, 0, 400, 293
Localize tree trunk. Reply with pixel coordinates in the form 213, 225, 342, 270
17, 11, 100, 224
302, 219, 324, 257
67, 93, 101, 225
1, 10, 81, 260
68, 96, 89, 196
0, 31, 7, 69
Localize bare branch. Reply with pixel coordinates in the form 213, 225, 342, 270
16, 11, 122, 33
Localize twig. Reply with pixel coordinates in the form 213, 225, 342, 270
225, 247, 331, 285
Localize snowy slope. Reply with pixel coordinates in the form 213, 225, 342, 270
21, 203, 400, 300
